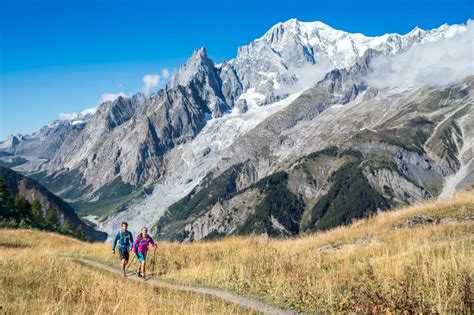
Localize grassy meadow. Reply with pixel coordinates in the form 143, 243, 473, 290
1, 192, 473, 313
0, 230, 255, 314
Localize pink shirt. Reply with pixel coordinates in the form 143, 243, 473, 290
133, 234, 156, 254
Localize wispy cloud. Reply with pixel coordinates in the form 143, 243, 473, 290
161, 68, 170, 79
142, 74, 161, 94
59, 107, 98, 121
291, 58, 333, 91
58, 93, 126, 120
58, 67, 171, 121
58, 112, 79, 120
366, 21, 473, 88
278, 57, 333, 95
100, 92, 127, 103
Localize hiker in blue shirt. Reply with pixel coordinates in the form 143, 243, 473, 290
112, 222, 134, 276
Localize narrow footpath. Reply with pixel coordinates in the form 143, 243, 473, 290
70, 257, 295, 315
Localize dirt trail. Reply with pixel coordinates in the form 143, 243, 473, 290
70, 257, 295, 315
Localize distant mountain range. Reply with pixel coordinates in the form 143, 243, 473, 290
1, 19, 472, 240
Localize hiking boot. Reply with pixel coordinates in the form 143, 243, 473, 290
137, 272, 142, 278
123, 270, 126, 276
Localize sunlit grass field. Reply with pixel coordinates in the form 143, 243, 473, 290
1, 192, 473, 313
0, 231, 254, 314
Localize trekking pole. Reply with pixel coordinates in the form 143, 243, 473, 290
126, 252, 137, 273
150, 247, 157, 273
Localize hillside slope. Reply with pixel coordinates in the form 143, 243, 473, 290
92, 192, 474, 313
0, 166, 106, 241
4, 193, 470, 311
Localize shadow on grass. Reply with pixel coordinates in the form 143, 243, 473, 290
0, 242, 31, 249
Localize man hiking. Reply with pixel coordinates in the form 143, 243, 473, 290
112, 222, 134, 276
133, 226, 157, 279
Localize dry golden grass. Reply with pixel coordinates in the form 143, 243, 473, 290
77, 192, 474, 313
0, 192, 474, 314
0, 230, 255, 314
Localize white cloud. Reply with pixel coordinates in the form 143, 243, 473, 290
161, 68, 170, 79
366, 21, 474, 88
142, 74, 161, 94
291, 58, 333, 91
58, 68, 172, 122
278, 57, 333, 95
59, 107, 98, 121
100, 92, 127, 104
58, 112, 79, 120
58, 92, 126, 121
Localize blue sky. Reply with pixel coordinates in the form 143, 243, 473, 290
1, 0, 472, 139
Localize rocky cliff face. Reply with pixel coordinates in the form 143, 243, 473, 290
11, 48, 235, 218
365, 168, 431, 204
182, 188, 263, 241
157, 76, 473, 241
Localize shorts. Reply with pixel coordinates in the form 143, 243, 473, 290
118, 247, 130, 261
137, 252, 147, 263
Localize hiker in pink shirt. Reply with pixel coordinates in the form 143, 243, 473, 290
132, 226, 157, 278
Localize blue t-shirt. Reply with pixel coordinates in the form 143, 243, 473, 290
112, 230, 133, 250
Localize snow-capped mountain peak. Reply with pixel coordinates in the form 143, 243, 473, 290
251, 18, 467, 68
170, 47, 216, 87
258, 18, 335, 44
407, 26, 423, 36
227, 19, 468, 106
0, 134, 22, 150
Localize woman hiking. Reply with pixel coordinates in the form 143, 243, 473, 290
112, 222, 134, 276
133, 226, 157, 278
